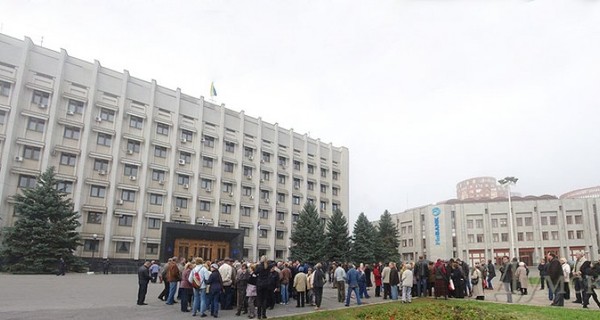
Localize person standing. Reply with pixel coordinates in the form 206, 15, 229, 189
246, 265, 258, 319
415, 256, 429, 297
389, 262, 400, 300
255, 256, 271, 320
560, 258, 571, 300
235, 263, 250, 316
312, 263, 326, 310
434, 259, 449, 299
499, 256, 513, 303
538, 259, 547, 290
293, 266, 308, 307
102, 259, 111, 275
149, 260, 160, 283
207, 263, 224, 318
334, 263, 346, 303
165, 258, 181, 305
572, 251, 587, 304
190, 257, 208, 317
401, 263, 413, 303
486, 260, 496, 290
381, 262, 391, 299
344, 264, 362, 306
471, 262, 484, 300
279, 262, 291, 305
137, 261, 152, 305
219, 258, 234, 310
180, 262, 194, 312
547, 252, 564, 306
373, 264, 382, 297
515, 262, 529, 295
57, 257, 66, 276
582, 259, 600, 309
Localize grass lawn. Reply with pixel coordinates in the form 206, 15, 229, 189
279, 299, 598, 320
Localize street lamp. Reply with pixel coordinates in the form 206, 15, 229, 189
91, 233, 98, 273
498, 177, 518, 258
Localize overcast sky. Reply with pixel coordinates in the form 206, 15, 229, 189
2, 0, 599, 224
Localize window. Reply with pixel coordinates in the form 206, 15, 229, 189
18, 175, 36, 188
574, 215, 583, 224
526, 232, 534, 241
242, 227, 250, 237
293, 178, 301, 189
129, 116, 143, 129
320, 201, 326, 211
277, 193, 285, 203
99, 108, 115, 122
293, 196, 300, 205
90, 185, 106, 198
293, 160, 301, 170
175, 197, 188, 209
292, 213, 299, 222
0, 80, 11, 96
27, 117, 45, 132
152, 169, 165, 182
333, 171, 339, 180
576, 230, 584, 239
260, 210, 269, 219
320, 184, 327, 193
542, 231, 549, 240
308, 164, 315, 174
277, 231, 284, 239
221, 204, 232, 214
121, 190, 136, 202
243, 166, 253, 177
87, 212, 102, 224
31, 90, 50, 107
278, 175, 286, 184
124, 164, 138, 177
332, 187, 339, 196
493, 233, 499, 242
241, 207, 251, 216
468, 234, 475, 243
476, 234, 484, 243
332, 203, 339, 212
201, 179, 212, 190
261, 190, 270, 200
278, 156, 287, 166
321, 168, 327, 178
116, 241, 130, 253
118, 215, 133, 226
259, 229, 268, 238
541, 216, 548, 226
154, 146, 167, 158
67, 99, 84, 114
93, 159, 109, 171
307, 181, 314, 190
277, 211, 285, 221
225, 141, 235, 153
149, 193, 163, 205
127, 140, 141, 153
203, 135, 215, 147
491, 218, 498, 228
499, 218, 507, 227
566, 216, 573, 225
180, 152, 191, 164
56, 181, 73, 193
241, 186, 252, 196
551, 231, 559, 240
261, 171, 270, 181
181, 129, 193, 142
501, 233, 509, 242
549, 216, 558, 225
156, 123, 169, 135
524, 217, 533, 226
262, 152, 271, 163
177, 174, 190, 186
146, 243, 159, 255
244, 147, 253, 158
64, 126, 81, 140
0, 110, 6, 124
148, 218, 161, 229
475, 219, 483, 228
83, 240, 98, 252
203, 157, 213, 168
517, 233, 524, 241
97, 133, 112, 146
568, 230, 575, 239
199, 201, 211, 211
23, 146, 41, 160
516, 217, 523, 227
222, 183, 233, 193
223, 161, 234, 173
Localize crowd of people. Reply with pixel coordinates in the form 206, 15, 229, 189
136, 252, 600, 318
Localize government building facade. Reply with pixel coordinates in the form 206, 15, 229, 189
0, 34, 349, 267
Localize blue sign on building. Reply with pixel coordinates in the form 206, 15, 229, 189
432, 207, 441, 246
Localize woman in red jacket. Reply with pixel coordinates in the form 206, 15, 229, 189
373, 264, 383, 297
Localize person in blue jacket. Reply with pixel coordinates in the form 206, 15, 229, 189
345, 264, 362, 306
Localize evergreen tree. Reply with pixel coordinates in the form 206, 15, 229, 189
289, 202, 325, 263
324, 209, 351, 262
1, 167, 83, 273
350, 212, 376, 264
375, 210, 400, 263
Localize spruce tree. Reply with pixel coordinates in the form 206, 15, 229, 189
350, 212, 376, 264
375, 210, 400, 263
324, 209, 351, 262
289, 202, 325, 263
1, 167, 83, 273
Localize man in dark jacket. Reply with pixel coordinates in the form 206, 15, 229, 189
538, 259, 547, 290
137, 261, 152, 305
312, 263, 326, 310
499, 256, 513, 303
486, 260, 496, 290
546, 252, 564, 306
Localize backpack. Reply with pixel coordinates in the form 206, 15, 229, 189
191, 269, 203, 289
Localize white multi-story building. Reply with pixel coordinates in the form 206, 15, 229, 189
0, 34, 349, 265
393, 196, 600, 266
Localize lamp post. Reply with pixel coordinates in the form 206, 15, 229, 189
498, 177, 518, 258
256, 222, 260, 262
91, 233, 98, 273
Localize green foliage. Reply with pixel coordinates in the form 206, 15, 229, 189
289, 202, 326, 263
324, 209, 351, 263
1, 167, 84, 273
374, 210, 400, 263
350, 212, 376, 264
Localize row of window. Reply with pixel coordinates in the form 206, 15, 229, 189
83, 240, 159, 255
466, 230, 586, 243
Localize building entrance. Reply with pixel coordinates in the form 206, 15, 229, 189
174, 238, 230, 262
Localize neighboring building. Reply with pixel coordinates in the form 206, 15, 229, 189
0, 34, 349, 265
560, 186, 600, 199
393, 196, 600, 266
456, 176, 508, 200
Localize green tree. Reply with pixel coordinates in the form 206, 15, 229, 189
1, 167, 84, 273
289, 202, 325, 263
375, 210, 400, 263
350, 212, 377, 264
324, 209, 351, 262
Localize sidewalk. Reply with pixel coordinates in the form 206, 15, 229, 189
0, 273, 596, 320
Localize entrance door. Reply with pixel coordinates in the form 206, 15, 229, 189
174, 238, 230, 262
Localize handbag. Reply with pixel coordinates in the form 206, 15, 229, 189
472, 277, 479, 285
448, 279, 455, 291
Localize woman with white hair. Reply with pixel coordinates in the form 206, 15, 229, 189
515, 262, 529, 295
560, 257, 571, 300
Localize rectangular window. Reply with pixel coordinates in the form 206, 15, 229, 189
121, 190, 136, 202
278, 175, 286, 184
23, 146, 41, 160
0, 80, 11, 97
542, 231, 549, 240
262, 152, 271, 163
492, 233, 499, 242
517, 232, 524, 241
83, 240, 98, 252
491, 218, 498, 228
27, 117, 46, 132
332, 203, 339, 212
332, 187, 339, 196
93, 159, 109, 171
260, 229, 268, 238
566, 216, 573, 225
127, 140, 141, 153
90, 185, 106, 198
243, 166, 253, 177
67, 99, 85, 114
320, 201, 326, 210
526, 232, 534, 241
551, 231, 559, 240
524, 217, 533, 226
180, 151, 191, 164
177, 174, 190, 186
501, 233, 509, 242
156, 123, 169, 135
261, 190, 270, 200
221, 204, 232, 214
97, 133, 112, 146
175, 197, 188, 209
225, 141, 235, 153
203, 157, 213, 168
149, 193, 163, 205
18, 175, 37, 188
541, 216, 548, 226
468, 234, 475, 243
568, 230, 575, 239
223, 161, 234, 173
244, 147, 253, 158
261, 171, 270, 181
146, 243, 159, 255
293, 178, 301, 189
320, 184, 327, 193
277, 211, 285, 221
321, 168, 327, 178
467, 220, 474, 229
241, 207, 251, 216
242, 227, 250, 237
277, 230, 284, 239
31, 90, 50, 107
332, 171, 339, 180
278, 156, 287, 166
292, 214, 299, 222
476, 219, 484, 228
307, 164, 314, 174
87, 212, 102, 224
0, 110, 6, 124
201, 179, 212, 190
118, 215, 133, 227
307, 181, 314, 190
293, 196, 300, 205
152, 169, 165, 182
148, 218, 161, 229
549, 216, 558, 225
100, 108, 115, 122
476, 234, 484, 243
576, 230, 584, 239
129, 116, 143, 129
499, 218, 507, 227
154, 146, 167, 158
260, 210, 269, 219
199, 201, 211, 211
222, 183, 233, 193
277, 193, 285, 203
56, 181, 73, 193
124, 164, 138, 177
181, 129, 193, 142
64, 126, 81, 140
574, 215, 583, 224
516, 217, 523, 227
293, 160, 301, 170
116, 241, 131, 253
203, 135, 215, 147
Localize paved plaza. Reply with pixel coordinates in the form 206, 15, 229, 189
0, 272, 597, 320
